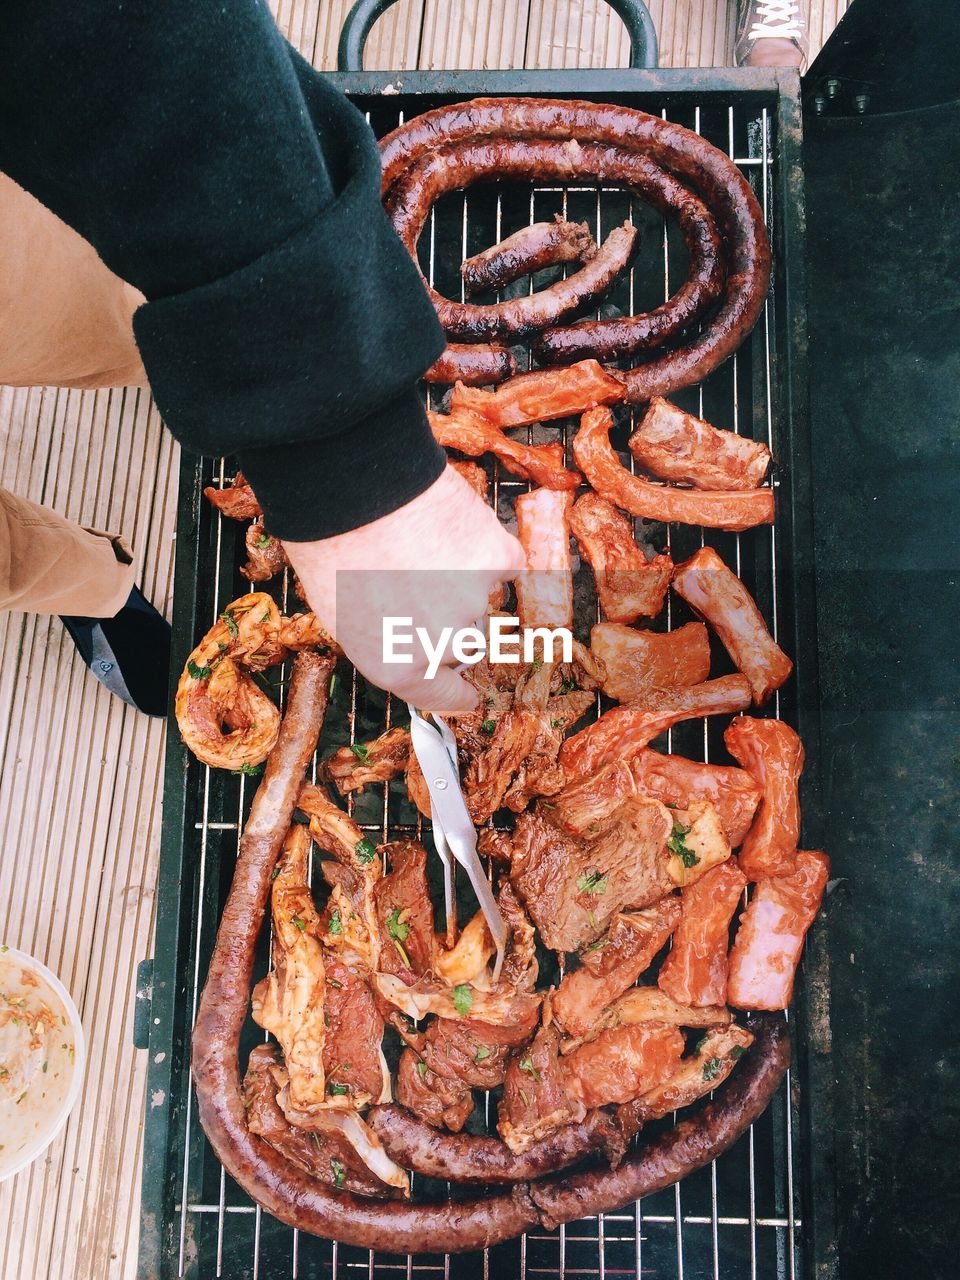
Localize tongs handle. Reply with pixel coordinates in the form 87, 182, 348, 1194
407, 704, 507, 983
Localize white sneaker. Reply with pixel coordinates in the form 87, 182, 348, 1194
734, 0, 808, 68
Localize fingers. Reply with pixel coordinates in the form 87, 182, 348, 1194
404, 666, 481, 717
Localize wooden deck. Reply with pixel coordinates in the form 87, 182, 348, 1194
0, 3, 846, 1277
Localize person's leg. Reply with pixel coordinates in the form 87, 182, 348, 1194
733, 0, 808, 68
0, 487, 136, 616
0, 172, 148, 389
0, 488, 171, 714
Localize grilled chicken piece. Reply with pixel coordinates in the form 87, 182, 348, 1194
562, 1023, 684, 1109
498, 1024, 585, 1154
243, 1045, 402, 1197
395, 1046, 474, 1132
204, 470, 262, 520
404, 748, 432, 820
559, 675, 753, 782
727, 850, 829, 1010
278, 613, 338, 653
322, 953, 391, 1106
421, 1012, 538, 1092
673, 546, 792, 705
724, 716, 804, 879
618, 1023, 755, 1134
590, 621, 711, 703
570, 493, 673, 622
299, 783, 382, 969
463, 706, 542, 823
477, 827, 515, 864
545, 759, 638, 838
430, 407, 581, 490
515, 487, 575, 631
175, 592, 286, 769
502, 682, 594, 812
251, 825, 329, 1110
628, 398, 772, 491
554, 898, 681, 1038
662, 800, 731, 887
240, 521, 287, 583
629, 748, 761, 848
594, 986, 731, 1033
434, 911, 496, 986
450, 359, 624, 428
324, 727, 412, 796
372, 840, 435, 985
373, 972, 541, 1026
658, 859, 747, 1006
511, 794, 674, 951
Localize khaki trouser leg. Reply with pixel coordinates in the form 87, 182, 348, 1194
0, 173, 146, 617
0, 489, 137, 617
0, 173, 147, 388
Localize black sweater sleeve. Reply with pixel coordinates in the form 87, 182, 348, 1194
0, 1, 446, 540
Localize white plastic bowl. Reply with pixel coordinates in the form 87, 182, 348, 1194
0, 945, 85, 1183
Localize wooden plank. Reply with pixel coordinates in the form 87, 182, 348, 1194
419, 1, 531, 70
271, 0, 426, 71
0, 387, 174, 1280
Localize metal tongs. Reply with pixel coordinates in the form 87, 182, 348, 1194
407, 705, 507, 983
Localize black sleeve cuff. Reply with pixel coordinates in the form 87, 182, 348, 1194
237, 387, 447, 542
132, 188, 445, 459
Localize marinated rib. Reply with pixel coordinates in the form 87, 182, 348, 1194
562, 1023, 684, 1109
629, 748, 761, 849
559, 675, 753, 781
590, 621, 711, 703
574, 406, 775, 531
727, 851, 829, 1010
429, 407, 581, 490
450, 359, 624, 428
724, 716, 804, 879
553, 898, 681, 1038
672, 546, 792, 705
515, 487, 574, 632
658, 859, 747, 1007
628, 397, 771, 491
570, 493, 673, 622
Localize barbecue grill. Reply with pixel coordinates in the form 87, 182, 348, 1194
134, 4, 836, 1277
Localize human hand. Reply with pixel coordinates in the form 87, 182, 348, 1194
283, 465, 525, 715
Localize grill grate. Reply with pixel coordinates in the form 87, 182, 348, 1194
157, 93, 808, 1280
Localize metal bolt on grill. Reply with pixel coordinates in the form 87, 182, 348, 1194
138, 78, 826, 1280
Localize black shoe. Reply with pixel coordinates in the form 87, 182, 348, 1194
60, 585, 172, 717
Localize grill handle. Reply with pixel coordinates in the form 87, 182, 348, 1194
337, 0, 659, 71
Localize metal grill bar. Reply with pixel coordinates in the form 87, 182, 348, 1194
170, 94, 804, 1280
